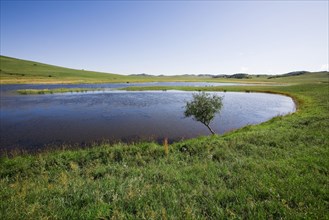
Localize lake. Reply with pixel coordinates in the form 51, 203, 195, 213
0, 83, 295, 151
0, 82, 259, 95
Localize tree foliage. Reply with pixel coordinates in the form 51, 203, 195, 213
184, 92, 223, 134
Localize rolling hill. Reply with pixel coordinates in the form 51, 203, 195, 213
0, 55, 129, 84
0, 55, 328, 84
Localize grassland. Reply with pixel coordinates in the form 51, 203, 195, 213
0, 55, 243, 84
17, 88, 105, 95
2, 55, 327, 84
1, 75, 328, 219
0, 55, 128, 84
0, 55, 328, 218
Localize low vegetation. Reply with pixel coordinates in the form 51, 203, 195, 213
17, 88, 105, 95
1, 81, 328, 219
0, 56, 124, 84
1, 55, 327, 84
0, 55, 241, 84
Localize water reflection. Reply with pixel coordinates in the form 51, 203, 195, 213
0, 82, 259, 95
0, 89, 295, 151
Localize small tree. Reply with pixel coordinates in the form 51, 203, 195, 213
184, 92, 223, 134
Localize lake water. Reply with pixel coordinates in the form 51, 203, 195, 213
0, 82, 258, 95
0, 83, 295, 151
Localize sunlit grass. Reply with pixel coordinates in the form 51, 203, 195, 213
1, 83, 328, 219
1, 55, 327, 84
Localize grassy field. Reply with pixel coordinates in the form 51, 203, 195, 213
0, 55, 128, 84
0, 76, 328, 219
0, 55, 216, 84
2, 55, 327, 84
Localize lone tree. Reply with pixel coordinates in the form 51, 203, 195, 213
184, 92, 223, 134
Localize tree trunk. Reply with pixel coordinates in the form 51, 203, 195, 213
205, 124, 215, 135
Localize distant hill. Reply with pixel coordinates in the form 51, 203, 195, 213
211, 73, 252, 79
211, 71, 328, 81
129, 73, 155, 77
1, 55, 327, 84
267, 71, 310, 79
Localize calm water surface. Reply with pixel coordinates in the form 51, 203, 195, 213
0, 83, 295, 151
0, 82, 258, 95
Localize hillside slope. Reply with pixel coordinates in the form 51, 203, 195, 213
267, 71, 328, 83
0, 56, 128, 84
0, 55, 328, 84
0, 56, 223, 84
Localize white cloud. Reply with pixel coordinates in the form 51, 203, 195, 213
320, 64, 329, 71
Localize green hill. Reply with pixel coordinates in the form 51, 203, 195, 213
266, 71, 328, 83
0, 55, 130, 84
0, 55, 328, 84
0, 55, 224, 84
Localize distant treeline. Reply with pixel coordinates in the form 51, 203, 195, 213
211, 73, 252, 79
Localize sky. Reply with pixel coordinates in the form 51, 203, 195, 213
1, 1, 328, 75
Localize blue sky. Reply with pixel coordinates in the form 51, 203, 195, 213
1, 1, 328, 75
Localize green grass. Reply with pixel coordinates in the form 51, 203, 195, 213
2, 55, 327, 84
1, 81, 328, 219
0, 55, 128, 84
0, 55, 220, 84
17, 88, 105, 95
